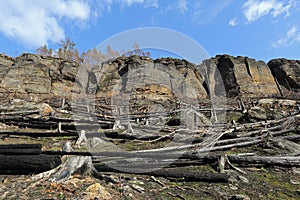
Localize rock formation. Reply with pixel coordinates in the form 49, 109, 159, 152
94, 55, 208, 113
201, 55, 280, 98
268, 58, 300, 98
0, 53, 299, 118
0, 53, 82, 106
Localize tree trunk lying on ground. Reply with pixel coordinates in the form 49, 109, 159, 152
0, 144, 42, 155
227, 154, 300, 167
0, 154, 61, 174
94, 163, 230, 183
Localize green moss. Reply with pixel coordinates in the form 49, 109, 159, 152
49, 146, 62, 151
254, 171, 299, 200
224, 111, 244, 123
59, 113, 72, 119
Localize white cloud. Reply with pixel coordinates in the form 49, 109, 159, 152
0, 0, 90, 48
243, 0, 293, 23
144, 0, 159, 8
177, 0, 188, 14
192, 0, 234, 25
229, 17, 238, 26
90, 0, 159, 17
0, 0, 161, 48
161, 0, 188, 15
124, 0, 145, 6
121, 0, 158, 8
210, 0, 234, 19
287, 26, 297, 37
272, 25, 300, 48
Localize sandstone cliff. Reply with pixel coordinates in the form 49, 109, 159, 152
95, 55, 207, 100
200, 55, 280, 98
93, 55, 208, 113
268, 58, 300, 98
0, 53, 299, 115
0, 53, 82, 105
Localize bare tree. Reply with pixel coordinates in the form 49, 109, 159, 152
59, 37, 76, 60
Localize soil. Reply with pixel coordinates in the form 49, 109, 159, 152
0, 165, 300, 199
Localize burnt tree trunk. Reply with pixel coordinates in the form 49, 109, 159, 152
0, 154, 61, 174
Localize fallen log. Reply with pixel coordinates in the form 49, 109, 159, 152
0, 131, 78, 138
271, 128, 297, 137
0, 144, 42, 155
132, 131, 264, 154
93, 163, 229, 183
31, 154, 228, 183
227, 154, 300, 167
0, 110, 40, 116
92, 158, 214, 170
0, 154, 61, 174
51, 116, 114, 123
282, 134, 300, 142
2, 121, 111, 130
234, 113, 300, 132
236, 125, 282, 137
0, 148, 42, 155
0, 144, 42, 149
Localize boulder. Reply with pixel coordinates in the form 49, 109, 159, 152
247, 98, 296, 120
248, 106, 286, 120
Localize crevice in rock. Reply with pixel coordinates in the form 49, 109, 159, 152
216, 57, 240, 98
202, 81, 210, 96
118, 65, 128, 77
268, 59, 300, 98
118, 65, 129, 92
287, 65, 300, 90
58, 62, 64, 79
274, 77, 284, 97
244, 58, 253, 79
268, 62, 289, 91
86, 72, 98, 95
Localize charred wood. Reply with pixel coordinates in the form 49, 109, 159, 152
0, 154, 61, 174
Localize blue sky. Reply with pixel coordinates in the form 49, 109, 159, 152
0, 0, 299, 63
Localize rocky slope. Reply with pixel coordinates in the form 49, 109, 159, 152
0, 53, 299, 115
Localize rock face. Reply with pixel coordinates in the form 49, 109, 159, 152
0, 54, 14, 81
268, 58, 300, 98
0, 53, 299, 115
95, 56, 207, 98
94, 56, 208, 112
0, 53, 82, 104
0, 54, 210, 114
201, 55, 280, 98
